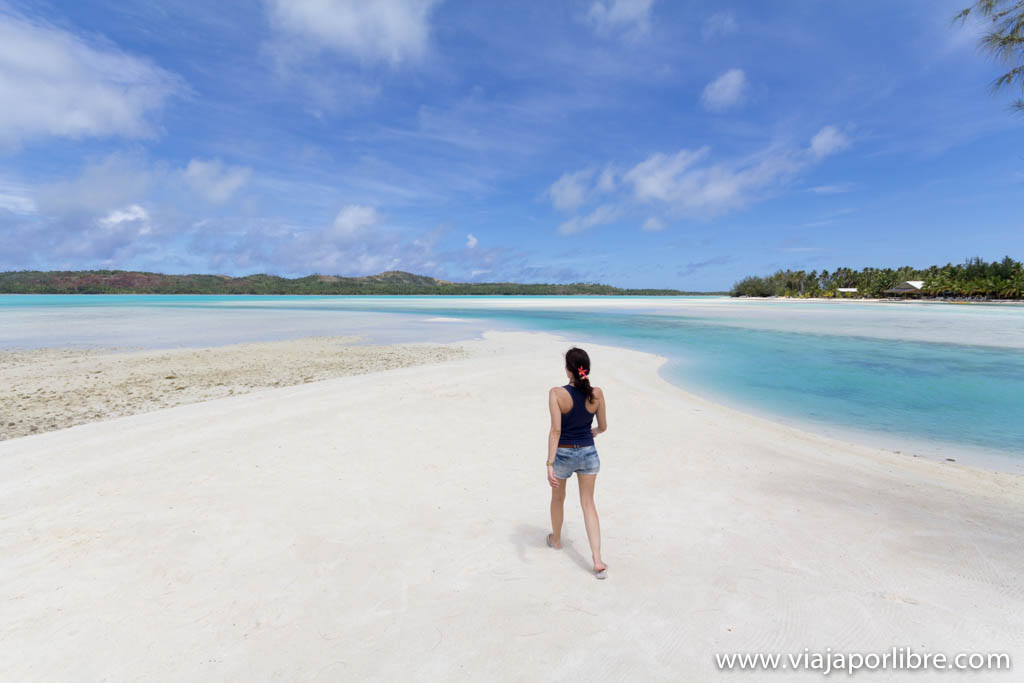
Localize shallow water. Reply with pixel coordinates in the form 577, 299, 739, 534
3, 294, 1023, 466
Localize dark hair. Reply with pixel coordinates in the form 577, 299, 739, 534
565, 347, 594, 403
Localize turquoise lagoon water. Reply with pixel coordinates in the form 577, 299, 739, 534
2, 294, 1023, 466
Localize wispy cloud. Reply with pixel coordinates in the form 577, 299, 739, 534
265, 0, 442, 65
778, 236, 824, 253
15, 154, 174, 267
642, 216, 664, 231
548, 169, 593, 211
623, 142, 816, 214
551, 125, 854, 233
262, 0, 442, 115
596, 166, 617, 192
678, 255, 731, 277
810, 125, 851, 159
585, 0, 656, 40
808, 182, 855, 194
0, 11, 184, 147
329, 204, 381, 238
36, 153, 155, 217
179, 212, 572, 283
0, 179, 35, 214
186, 206, 424, 276
10, 153, 258, 270
557, 204, 620, 235
702, 11, 737, 42
627, 126, 851, 215
182, 159, 252, 204
700, 68, 748, 111
801, 206, 855, 228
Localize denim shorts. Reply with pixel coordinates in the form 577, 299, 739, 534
553, 444, 600, 479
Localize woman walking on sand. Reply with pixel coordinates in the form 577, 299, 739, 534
546, 347, 609, 579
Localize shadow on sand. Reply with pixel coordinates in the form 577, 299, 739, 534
510, 522, 595, 575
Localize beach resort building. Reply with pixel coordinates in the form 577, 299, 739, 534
883, 280, 925, 298
836, 287, 858, 298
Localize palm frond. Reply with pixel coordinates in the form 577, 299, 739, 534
992, 64, 1024, 90
958, 0, 1024, 113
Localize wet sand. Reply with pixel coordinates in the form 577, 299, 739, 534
0, 337, 466, 441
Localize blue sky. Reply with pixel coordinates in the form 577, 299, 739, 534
0, 0, 1021, 290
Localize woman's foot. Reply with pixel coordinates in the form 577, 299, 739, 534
546, 533, 562, 549
593, 556, 607, 572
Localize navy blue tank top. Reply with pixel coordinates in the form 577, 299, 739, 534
560, 384, 596, 446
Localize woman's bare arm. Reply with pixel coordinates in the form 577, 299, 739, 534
592, 387, 607, 437
547, 387, 562, 465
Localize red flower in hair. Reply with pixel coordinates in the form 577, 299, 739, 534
577, 366, 588, 379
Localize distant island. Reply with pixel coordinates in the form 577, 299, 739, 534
730, 256, 1024, 300
0, 270, 717, 296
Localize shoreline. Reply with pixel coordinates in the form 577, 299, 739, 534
654, 364, 1024, 477
736, 295, 1024, 306
6, 291, 1023, 304
2, 329, 1021, 679
4, 331, 1022, 475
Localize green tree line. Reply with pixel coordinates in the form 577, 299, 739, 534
730, 256, 1024, 299
0, 270, 712, 296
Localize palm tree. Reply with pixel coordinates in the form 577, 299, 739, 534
1000, 272, 1024, 298
956, 1, 1024, 112
923, 274, 946, 296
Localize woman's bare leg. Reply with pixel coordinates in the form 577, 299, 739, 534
577, 474, 605, 571
549, 478, 566, 548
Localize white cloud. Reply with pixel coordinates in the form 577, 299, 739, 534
548, 166, 620, 212
0, 179, 35, 214
36, 153, 153, 217
99, 204, 151, 236
702, 11, 737, 42
266, 0, 442, 65
11, 154, 171, 266
466, 233, 478, 248
810, 126, 851, 159
545, 125, 854, 228
182, 159, 252, 203
329, 204, 381, 239
700, 68, 748, 111
625, 145, 806, 214
623, 147, 710, 202
247, 214, 460, 277
0, 12, 183, 146
34, 202, 159, 263
548, 169, 593, 211
558, 204, 619, 235
597, 166, 617, 193
808, 182, 854, 194
0, 193, 33, 214
586, 0, 655, 39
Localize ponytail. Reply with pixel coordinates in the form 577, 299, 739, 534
564, 347, 594, 403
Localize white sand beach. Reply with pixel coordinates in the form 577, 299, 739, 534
1, 330, 1022, 681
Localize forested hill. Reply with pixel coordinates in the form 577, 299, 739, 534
0, 270, 707, 296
